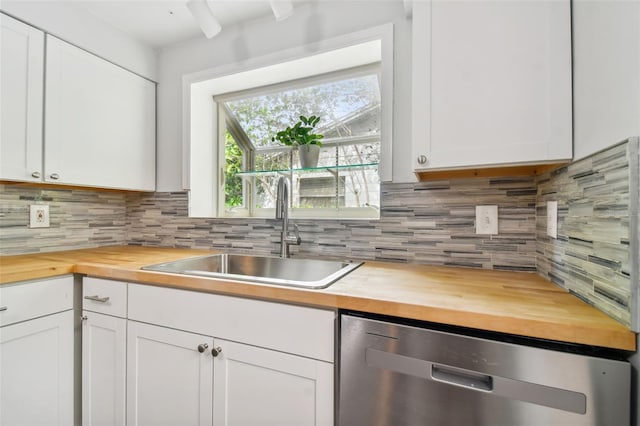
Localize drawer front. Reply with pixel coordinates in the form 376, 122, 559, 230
128, 284, 335, 363
0, 276, 74, 326
83, 277, 127, 317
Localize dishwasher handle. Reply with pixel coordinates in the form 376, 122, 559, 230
431, 364, 493, 392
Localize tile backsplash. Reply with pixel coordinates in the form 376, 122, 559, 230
1, 178, 538, 271
1, 139, 637, 329
126, 177, 538, 270
536, 138, 639, 329
0, 185, 127, 255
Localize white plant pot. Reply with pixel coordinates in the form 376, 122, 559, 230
298, 144, 320, 169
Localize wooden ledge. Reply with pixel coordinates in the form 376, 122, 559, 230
415, 163, 566, 181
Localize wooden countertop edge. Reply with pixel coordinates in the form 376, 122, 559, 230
2, 247, 635, 351
75, 264, 637, 352
344, 297, 637, 351
0, 265, 76, 284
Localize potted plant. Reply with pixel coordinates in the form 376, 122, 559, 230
272, 115, 324, 168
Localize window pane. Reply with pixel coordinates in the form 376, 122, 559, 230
225, 74, 381, 149
224, 131, 244, 209
221, 68, 381, 218
255, 149, 291, 172
289, 166, 379, 210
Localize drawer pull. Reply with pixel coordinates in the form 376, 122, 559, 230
0, 306, 7, 312
84, 295, 110, 303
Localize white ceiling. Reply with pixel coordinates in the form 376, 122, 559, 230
74, 1, 286, 48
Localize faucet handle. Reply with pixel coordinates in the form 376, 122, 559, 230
292, 224, 302, 244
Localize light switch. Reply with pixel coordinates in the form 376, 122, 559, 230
476, 205, 498, 235
547, 201, 558, 238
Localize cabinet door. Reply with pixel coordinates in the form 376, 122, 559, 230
45, 35, 156, 191
82, 311, 126, 426
0, 310, 74, 426
213, 339, 334, 426
412, 0, 572, 170
127, 321, 213, 426
0, 13, 44, 182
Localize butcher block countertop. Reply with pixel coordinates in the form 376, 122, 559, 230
0, 245, 635, 351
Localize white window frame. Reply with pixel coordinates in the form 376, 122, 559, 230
183, 24, 393, 218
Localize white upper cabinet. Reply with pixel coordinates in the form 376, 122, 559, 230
0, 13, 45, 182
45, 35, 156, 190
572, 0, 640, 159
412, 0, 572, 172
1, 16, 156, 191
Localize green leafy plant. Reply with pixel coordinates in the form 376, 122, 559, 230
271, 115, 324, 146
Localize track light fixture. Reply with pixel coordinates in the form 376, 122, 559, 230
269, 1, 294, 21
186, 0, 222, 39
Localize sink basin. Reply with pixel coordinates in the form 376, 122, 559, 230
142, 254, 363, 289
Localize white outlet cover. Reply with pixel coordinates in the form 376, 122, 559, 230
30, 204, 50, 228
476, 205, 498, 235
547, 201, 558, 238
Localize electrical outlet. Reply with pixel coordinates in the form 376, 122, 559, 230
476, 205, 498, 235
547, 201, 558, 238
30, 204, 50, 228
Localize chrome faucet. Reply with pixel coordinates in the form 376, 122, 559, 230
276, 176, 301, 258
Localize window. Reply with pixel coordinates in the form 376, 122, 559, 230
217, 66, 381, 218
185, 25, 393, 219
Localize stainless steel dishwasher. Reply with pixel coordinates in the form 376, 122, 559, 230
339, 314, 630, 426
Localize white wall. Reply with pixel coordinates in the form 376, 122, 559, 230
573, 0, 640, 160
0, 1, 157, 80
156, 1, 413, 192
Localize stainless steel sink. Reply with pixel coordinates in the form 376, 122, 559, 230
142, 254, 363, 289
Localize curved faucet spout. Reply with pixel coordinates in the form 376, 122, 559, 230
276, 176, 301, 257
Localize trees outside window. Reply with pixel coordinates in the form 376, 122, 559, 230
219, 66, 381, 218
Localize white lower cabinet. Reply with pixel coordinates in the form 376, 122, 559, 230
213, 338, 333, 426
82, 312, 126, 426
81, 277, 128, 426
126, 282, 335, 426
0, 276, 74, 426
127, 320, 214, 426
80, 278, 336, 426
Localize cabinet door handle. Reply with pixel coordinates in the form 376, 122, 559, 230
81, 315, 88, 321
211, 346, 222, 357
31, 171, 41, 179
417, 155, 429, 166
0, 306, 7, 312
49, 173, 60, 180
197, 343, 209, 353
84, 295, 110, 303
